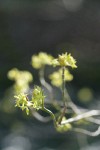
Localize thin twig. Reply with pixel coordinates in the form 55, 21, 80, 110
65, 89, 80, 114
86, 117, 100, 125
61, 110, 100, 125
58, 67, 67, 124
32, 111, 52, 122
43, 107, 57, 127
65, 87, 100, 126
73, 126, 100, 136
39, 67, 53, 101
62, 67, 66, 107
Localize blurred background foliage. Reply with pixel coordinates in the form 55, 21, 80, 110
0, 0, 100, 150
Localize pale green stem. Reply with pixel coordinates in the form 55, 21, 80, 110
65, 88, 80, 114
39, 66, 53, 101
73, 126, 100, 136
62, 66, 66, 107
61, 110, 100, 125
65, 89, 100, 125
58, 66, 66, 124
43, 107, 57, 127
31, 109, 52, 122
41, 96, 57, 127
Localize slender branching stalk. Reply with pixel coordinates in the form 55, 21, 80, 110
65, 88, 80, 114
43, 107, 57, 127
58, 67, 67, 124
61, 110, 100, 125
62, 67, 66, 107
39, 67, 54, 101
30, 108, 52, 123
10, 52, 100, 137
73, 126, 100, 136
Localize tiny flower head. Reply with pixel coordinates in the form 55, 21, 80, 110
8, 68, 33, 83
66, 53, 77, 68
31, 86, 45, 110
56, 117, 72, 132
58, 53, 68, 67
51, 52, 77, 68
56, 123, 72, 133
31, 52, 53, 69
31, 55, 42, 69
8, 68, 33, 93
49, 71, 62, 87
7, 68, 19, 80
51, 59, 59, 67
38, 52, 53, 65
49, 68, 73, 87
14, 93, 32, 115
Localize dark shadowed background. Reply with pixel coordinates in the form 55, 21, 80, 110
0, 0, 100, 150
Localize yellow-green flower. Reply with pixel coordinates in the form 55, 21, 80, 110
51, 59, 59, 67
14, 86, 45, 114
66, 53, 77, 68
52, 52, 77, 68
14, 93, 32, 115
31, 52, 53, 69
58, 53, 68, 67
56, 117, 72, 132
31, 86, 45, 110
49, 68, 73, 87
8, 68, 33, 82
7, 68, 33, 93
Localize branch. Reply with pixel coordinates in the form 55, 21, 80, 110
31, 110, 52, 123
65, 89, 81, 114
73, 126, 100, 136
39, 67, 53, 101
86, 117, 100, 125
61, 110, 100, 125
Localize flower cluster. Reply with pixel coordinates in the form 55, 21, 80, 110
49, 68, 73, 87
56, 117, 72, 132
14, 86, 45, 115
52, 53, 77, 68
31, 52, 54, 69
31, 86, 45, 110
14, 93, 31, 115
7, 68, 33, 93
8, 52, 78, 134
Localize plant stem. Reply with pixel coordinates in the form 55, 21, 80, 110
41, 95, 57, 127
58, 67, 66, 124
61, 110, 100, 125
43, 107, 57, 127
65, 89, 80, 114
73, 126, 100, 136
39, 67, 53, 101
62, 66, 66, 107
